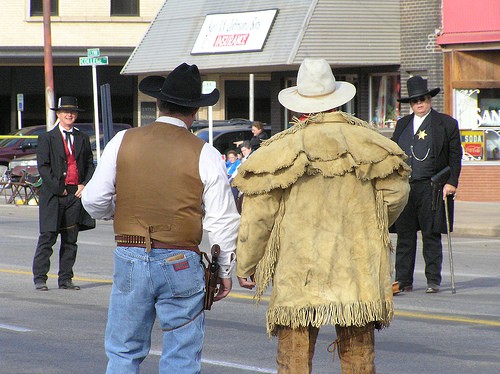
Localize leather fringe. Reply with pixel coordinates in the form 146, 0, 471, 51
254, 197, 285, 300
376, 190, 393, 252
265, 300, 393, 337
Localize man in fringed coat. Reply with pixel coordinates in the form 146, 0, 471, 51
233, 59, 410, 373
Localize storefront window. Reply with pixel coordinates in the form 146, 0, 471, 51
369, 74, 400, 128
225, 80, 271, 124
454, 88, 500, 161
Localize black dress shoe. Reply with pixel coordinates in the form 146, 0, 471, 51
35, 282, 48, 291
59, 281, 80, 290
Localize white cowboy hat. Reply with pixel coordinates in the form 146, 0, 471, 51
278, 58, 356, 113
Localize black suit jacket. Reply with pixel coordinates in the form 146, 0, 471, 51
391, 108, 462, 233
37, 126, 95, 232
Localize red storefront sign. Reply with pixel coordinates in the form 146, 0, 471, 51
437, 0, 500, 45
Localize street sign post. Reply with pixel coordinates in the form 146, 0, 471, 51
16, 93, 24, 129
202, 81, 217, 146
78, 48, 109, 163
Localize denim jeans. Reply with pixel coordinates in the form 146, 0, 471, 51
105, 246, 205, 374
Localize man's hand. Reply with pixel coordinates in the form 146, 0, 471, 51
238, 275, 256, 289
442, 183, 457, 200
75, 184, 85, 198
214, 277, 232, 302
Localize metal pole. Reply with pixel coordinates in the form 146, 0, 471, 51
444, 196, 456, 294
208, 106, 213, 146
249, 73, 254, 121
92, 64, 101, 163
17, 111, 22, 130
43, 0, 56, 130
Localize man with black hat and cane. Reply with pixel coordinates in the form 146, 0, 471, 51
32, 96, 95, 292
391, 75, 462, 295
82, 63, 239, 373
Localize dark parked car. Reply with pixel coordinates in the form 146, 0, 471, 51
190, 118, 255, 133
195, 123, 271, 155
0, 126, 47, 167
0, 123, 130, 167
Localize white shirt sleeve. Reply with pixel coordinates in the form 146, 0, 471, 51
199, 143, 240, 278
81, 130, 124, 220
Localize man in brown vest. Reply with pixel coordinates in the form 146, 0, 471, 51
82, 63, 239, 373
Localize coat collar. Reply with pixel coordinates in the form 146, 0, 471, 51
49, 125, 84, 159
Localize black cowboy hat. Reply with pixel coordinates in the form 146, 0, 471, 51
50, 96, 85, 111
398, 75, 440, 103
139, 63, 219, 107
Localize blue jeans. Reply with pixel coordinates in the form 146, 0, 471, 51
105, 246, 205, 374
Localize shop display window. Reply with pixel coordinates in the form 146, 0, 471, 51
455, 88, 500, 161
369, 74, 400, 128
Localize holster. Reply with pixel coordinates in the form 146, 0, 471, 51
201, 244, 220, 310
431, 166, 451, 211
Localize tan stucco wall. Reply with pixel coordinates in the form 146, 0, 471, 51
1, 0, 163, 47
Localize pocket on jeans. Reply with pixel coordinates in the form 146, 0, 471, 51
113, 250, 134, 293
160, 253, 204, 297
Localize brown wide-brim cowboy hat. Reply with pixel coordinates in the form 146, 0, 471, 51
50, 96, 85, 112
398, 75, 440, 103
139, 63, 219, 107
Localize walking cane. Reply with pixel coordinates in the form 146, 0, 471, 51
444, 196, 457, 294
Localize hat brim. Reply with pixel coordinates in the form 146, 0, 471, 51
50, 106, 84, 112
398, 87, 440, 103
139, 75, 220, 107
278, 82, 356, 114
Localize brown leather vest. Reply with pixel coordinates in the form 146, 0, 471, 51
114, 122, 205, 246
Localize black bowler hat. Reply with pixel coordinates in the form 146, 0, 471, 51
398, 75, 440, 103
139, 63, 219, 107
50, 96, 85, 111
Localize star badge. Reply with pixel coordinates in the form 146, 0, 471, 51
417, 129, 427, 140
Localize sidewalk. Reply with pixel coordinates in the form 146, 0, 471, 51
453, 200, 500, 238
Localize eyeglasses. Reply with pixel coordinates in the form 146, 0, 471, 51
410, 96, 428, 104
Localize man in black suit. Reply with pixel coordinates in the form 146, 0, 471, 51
32, 96, 95, 291
391, 76, 462, 294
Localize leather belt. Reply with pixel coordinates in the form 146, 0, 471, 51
114, 234, 200, 254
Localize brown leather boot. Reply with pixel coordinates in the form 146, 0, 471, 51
334, 323, 376, 374
277, 325, 319, 374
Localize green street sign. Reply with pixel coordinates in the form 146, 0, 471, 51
87, 48, 100, 57
79, 56, 109, 66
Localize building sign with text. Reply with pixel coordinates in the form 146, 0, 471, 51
191, 9, 278, 54
461, 130, 484, 160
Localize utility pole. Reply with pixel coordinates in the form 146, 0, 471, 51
43, 0, 56, 130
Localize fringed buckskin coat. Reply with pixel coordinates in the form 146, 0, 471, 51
233, 112, 411, 336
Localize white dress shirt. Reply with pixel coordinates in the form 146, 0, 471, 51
413, 111, 431, 134
59, 125, 74, 154
82, 116, 240, 277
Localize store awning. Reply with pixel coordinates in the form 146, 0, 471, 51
121, 0, 401, 75
437, 0, 500, 45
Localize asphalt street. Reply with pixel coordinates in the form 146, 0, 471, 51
1, 204, 499, 373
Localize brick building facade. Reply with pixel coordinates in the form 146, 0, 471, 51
400, 0, 444, 116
